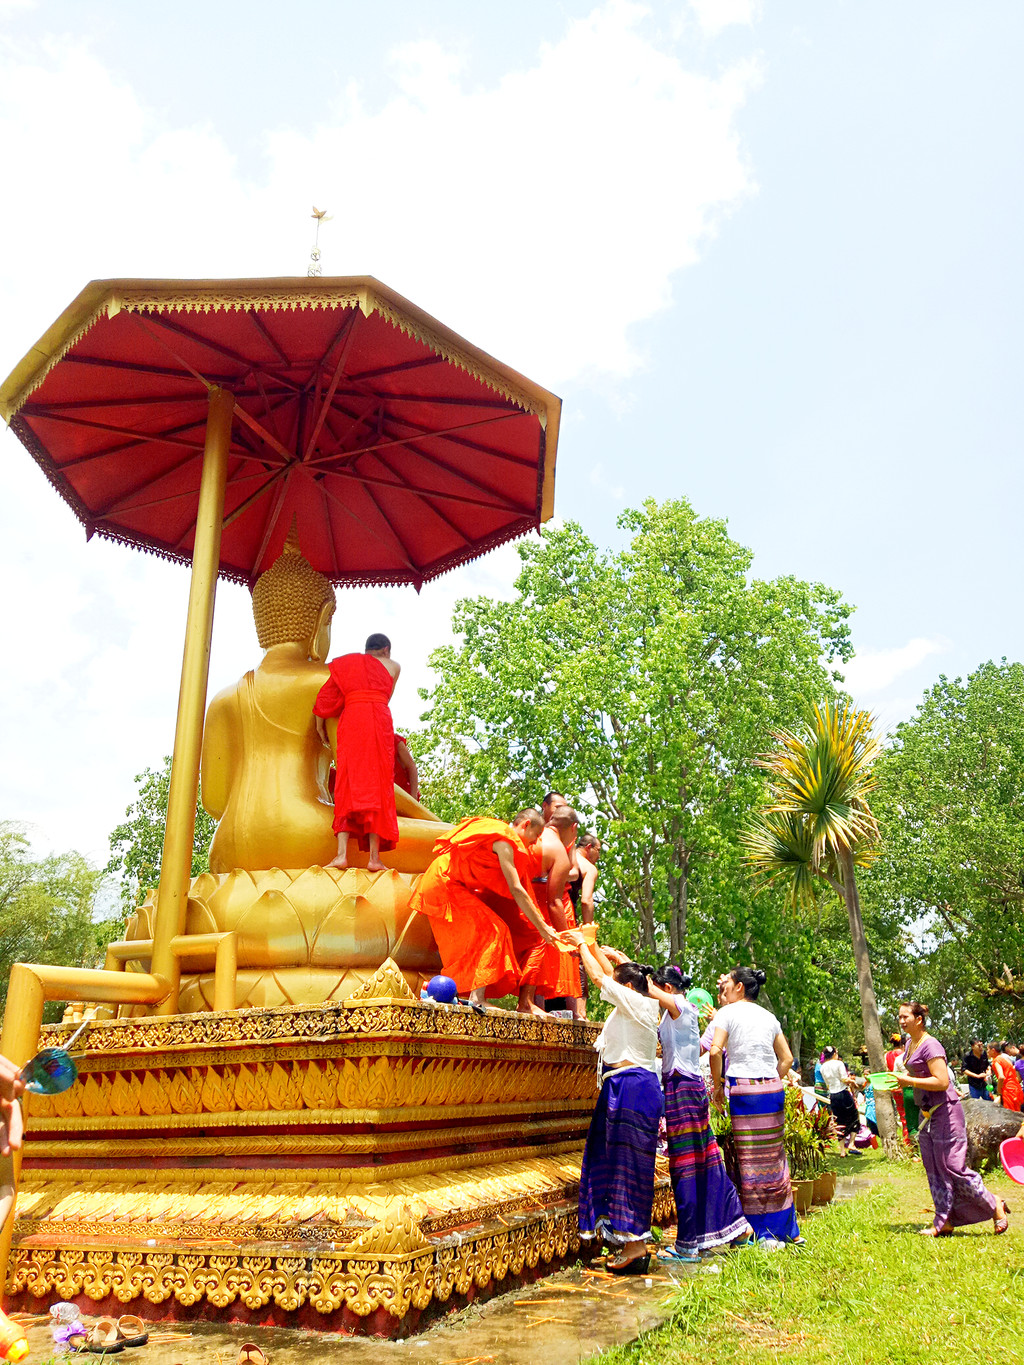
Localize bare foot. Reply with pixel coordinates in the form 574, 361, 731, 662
326, 857, 348, 870
518, 1002, 552, 1019
367, 859, 386, 873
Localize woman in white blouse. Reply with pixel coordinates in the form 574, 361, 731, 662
709, 967, 802, 1246
565, 935, 663, 1275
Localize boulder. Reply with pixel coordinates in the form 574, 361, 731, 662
963, 1098, 1022, 1172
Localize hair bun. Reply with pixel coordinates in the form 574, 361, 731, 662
754, 968, 767, 986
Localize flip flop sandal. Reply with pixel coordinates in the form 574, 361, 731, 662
116, 1316, 149, 1348
658, 1246, 700, 1263
73, 1318, 124, 1354
236, 1346, 268, 1365
607, 1252, 651, 1276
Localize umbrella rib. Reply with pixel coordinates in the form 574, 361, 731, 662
386, 436, 534, 512
303, 312, 362, 462
348, 355, 443, 383
328, 463, 516, 513
223, 465, 292, 531
346, 423, 534, 515
318, 481, 341, 577
373, 406, 538, 466
311, 471, 420, 572
233, 405, 298, 465
63, 354, 238, 385
362, 392, 525, 411
97, 465, 271, 519
32, 414, 288, 471
354, 478, 424, 572
247, 309, 291, 366
308, 411, 524, 469
364, 449, 474, 548
21, 388, 291, 413
141, 314, 302, 393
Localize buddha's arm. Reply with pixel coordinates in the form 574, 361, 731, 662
200, 687, 241, 818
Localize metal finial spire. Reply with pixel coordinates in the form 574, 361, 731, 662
308, 206, 332, 277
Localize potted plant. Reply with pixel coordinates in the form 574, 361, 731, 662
785, 1086, 838, 1207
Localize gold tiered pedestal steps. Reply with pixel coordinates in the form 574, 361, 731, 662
9, 964, 671, 1336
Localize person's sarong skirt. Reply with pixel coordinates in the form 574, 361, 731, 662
579, 1066, 663, 1244
727, 1075, 800, 1243
918, 1098, 996, 1231
664, 1072, 750, 1252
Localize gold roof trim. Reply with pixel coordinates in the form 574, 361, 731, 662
0, 277, 561, 516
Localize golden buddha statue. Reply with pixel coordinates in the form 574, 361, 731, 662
125, 526, 445, 1010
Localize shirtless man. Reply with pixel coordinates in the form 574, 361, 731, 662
572, 833, 601, 927
542, 807, 587, 1019
541, 791, 569, 822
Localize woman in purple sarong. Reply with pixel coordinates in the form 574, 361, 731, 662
898, 1002, 1009, 1236
651, 966, 751, 1263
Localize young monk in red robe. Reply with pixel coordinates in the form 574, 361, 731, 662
313, 632, 400, 873
410, 809, 560, 1008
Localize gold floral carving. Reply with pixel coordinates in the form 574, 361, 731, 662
38, 998, 600, 1058
11, 1204, 590, 1319
27, 1054, 596, 1129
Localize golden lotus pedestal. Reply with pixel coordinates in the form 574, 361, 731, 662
7, 962, 673, 1337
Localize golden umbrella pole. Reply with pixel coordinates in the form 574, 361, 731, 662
150, 386, 235, 1015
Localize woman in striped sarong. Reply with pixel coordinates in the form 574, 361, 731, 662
709, 967, 802, 1246
652, 967, 751, 1262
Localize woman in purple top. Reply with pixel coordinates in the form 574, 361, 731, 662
898, 1002, 1009, 1236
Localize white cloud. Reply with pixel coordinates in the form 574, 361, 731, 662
842, 636, 949, 696
0, 2, 759, 861
689, 0, 761, 39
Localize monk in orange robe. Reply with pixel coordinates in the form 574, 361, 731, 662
410, 809, 559, 1008
313, 632, 400, 872
541, 807, 585, 1016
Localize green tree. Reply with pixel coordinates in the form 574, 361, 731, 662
412, 499, 854, 1024
742, 700, 899, 1150
106, 757, 216, 916
867, 660, 1024, 1025
0, 822, 117, 1018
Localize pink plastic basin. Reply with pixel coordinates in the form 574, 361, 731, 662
1000, 1136, 1024, 1185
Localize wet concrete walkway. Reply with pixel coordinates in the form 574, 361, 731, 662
15, 1260, 704, 1365
16, 1190, 865, 1364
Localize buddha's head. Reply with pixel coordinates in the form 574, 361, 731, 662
252, 522, 336, 661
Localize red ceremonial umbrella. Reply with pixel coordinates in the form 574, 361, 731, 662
0, 276, 561, 1011
0, 276, 559, 587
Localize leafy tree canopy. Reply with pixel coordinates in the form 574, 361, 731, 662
412, 498, 855, 1040
106, 757, 215, 916
867, 659, 1024, 1037
0, 822, 116, 1018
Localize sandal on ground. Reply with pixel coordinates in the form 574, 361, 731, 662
237, 1346, 268, 1365
73, 1318, 124, 1354
785, 1235, 807, 1247
607, 1251, 651, 1275
116, 1317, 149, 1348
994, 1201, 1010, 1235
730, 1233, 754, 1249
917, 1225, 952, 1236
658, 1246, 700, 1263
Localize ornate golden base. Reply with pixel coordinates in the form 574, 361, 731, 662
8, 963, 673, 1335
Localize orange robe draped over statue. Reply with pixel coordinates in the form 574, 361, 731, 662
409, 817, 534, 998
313, 654, 399, 851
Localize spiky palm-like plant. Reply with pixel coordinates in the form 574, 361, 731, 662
742, 701, 899, 1151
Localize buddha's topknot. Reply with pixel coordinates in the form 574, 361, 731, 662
252, 521, 336, 650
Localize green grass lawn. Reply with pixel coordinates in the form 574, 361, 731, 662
589, 1151, 1023, 1365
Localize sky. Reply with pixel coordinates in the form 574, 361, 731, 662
1, 0, 1022, 864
